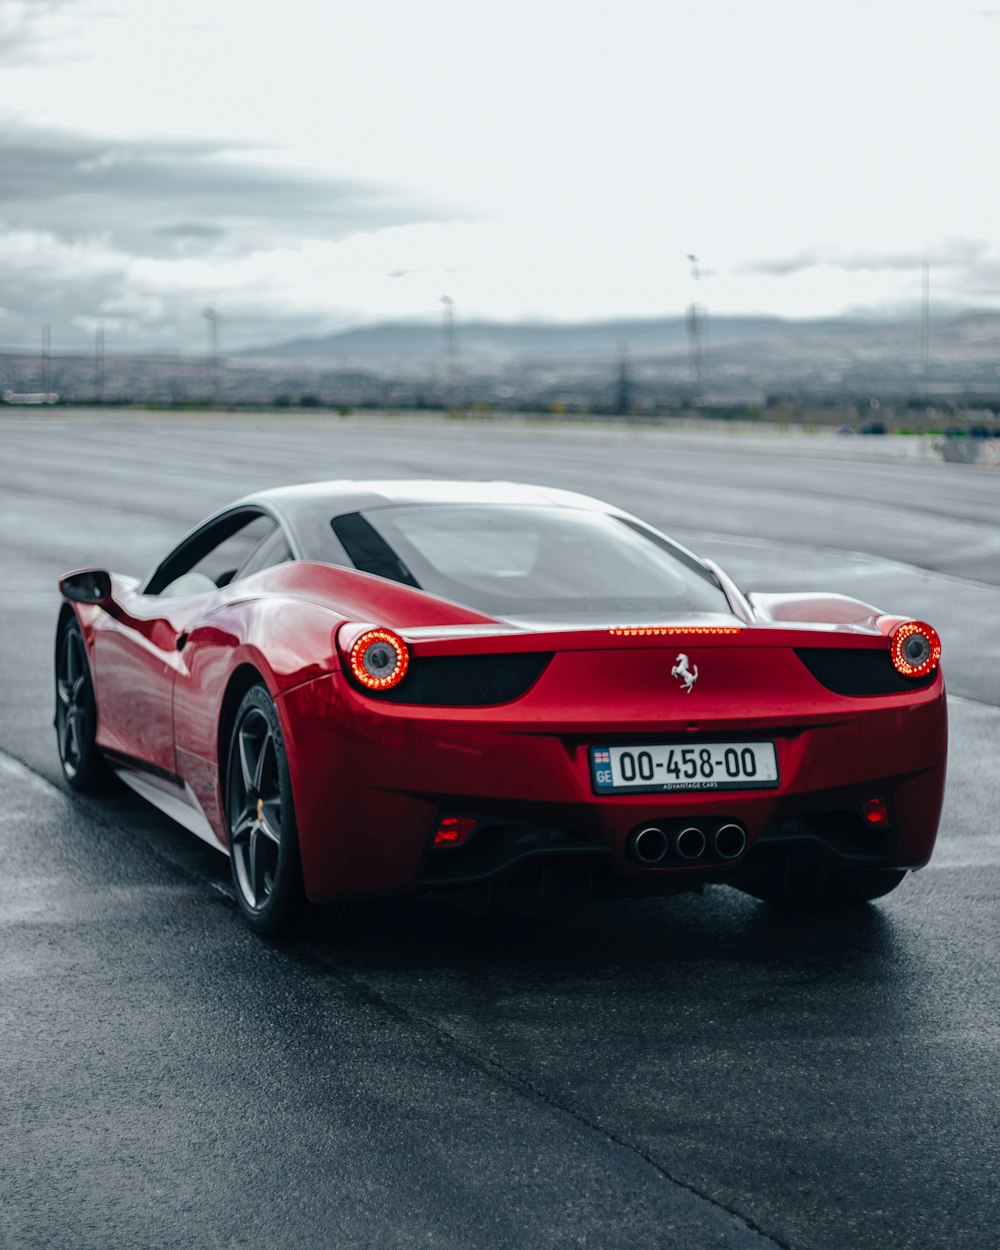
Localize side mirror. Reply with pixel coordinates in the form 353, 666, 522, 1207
60, 569, 113, 606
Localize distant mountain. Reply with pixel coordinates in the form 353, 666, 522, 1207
238, 314, 902, 360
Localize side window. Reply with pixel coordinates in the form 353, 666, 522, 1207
148, 512, 277, 597
190, 514, 276, 588
233, 526, 295, 582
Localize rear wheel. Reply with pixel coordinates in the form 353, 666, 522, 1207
54, 617, 112, 793
225, 685, 305, 936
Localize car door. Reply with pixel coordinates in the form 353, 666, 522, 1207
90, 509, 278, 777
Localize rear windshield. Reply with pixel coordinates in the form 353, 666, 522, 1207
329, 504, 730, 620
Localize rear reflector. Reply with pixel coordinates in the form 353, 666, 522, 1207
434, 816, 477, 847
862, 797, 890, 827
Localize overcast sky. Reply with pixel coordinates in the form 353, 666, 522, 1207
2, 0, 999, 352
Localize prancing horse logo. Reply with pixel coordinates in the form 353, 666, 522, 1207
671, 653, 699, 693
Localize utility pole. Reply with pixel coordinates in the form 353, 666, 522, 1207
921, 259, 930, 381
41, 323, 51, 394
440, 295, 456, 410
95, 325, 105, 404
685, 255, 707, 396
203, 307, 219, 403
615, 343, 633, 415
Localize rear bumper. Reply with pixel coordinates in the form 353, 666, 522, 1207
277, 672, 947, 904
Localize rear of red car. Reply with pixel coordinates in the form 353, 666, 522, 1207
278, 617, 946, 907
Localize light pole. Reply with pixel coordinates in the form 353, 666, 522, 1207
921, 259, 931, 382
615, 342, 632, 416
685, 254, 707, 396
41, 323, 51, 394
440, 295, 456, 410
95, 324, 105, 404
203, 306, 219, 403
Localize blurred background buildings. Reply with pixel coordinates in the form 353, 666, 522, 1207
3, 310, 999, 428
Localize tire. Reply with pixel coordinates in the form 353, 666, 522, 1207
54, 616, 113, 793
757, 866, 907, 908
225, 685, 305, 936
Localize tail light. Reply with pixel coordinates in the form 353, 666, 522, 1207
347, 627, 410, 691
889, 621, 941, 679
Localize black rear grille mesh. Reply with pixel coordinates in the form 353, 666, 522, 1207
368, 652, 553, 706
794, 648, 936, 696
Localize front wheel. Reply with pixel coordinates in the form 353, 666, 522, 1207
226, 685, 305, 936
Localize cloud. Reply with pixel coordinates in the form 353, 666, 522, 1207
0, 225, 327, 351
0, 123, 457, 350
741, 239, 991, 277
959, 257, 1000, 296
154, 222, 228, 241
0, 0, 88, 66
0, 125, 440, 257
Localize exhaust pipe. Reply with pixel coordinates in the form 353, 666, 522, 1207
628, 826, 670, 865
675, 826, 707, 860
713, 823, 748, 860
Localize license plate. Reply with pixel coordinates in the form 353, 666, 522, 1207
590, 742, 779, 793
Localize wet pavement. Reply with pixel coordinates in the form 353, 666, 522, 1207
1, 410, 997, 1249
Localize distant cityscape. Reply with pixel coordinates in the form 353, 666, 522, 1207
3, 312, 1000, 428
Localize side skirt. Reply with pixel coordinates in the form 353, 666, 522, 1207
113, 765, 228, 855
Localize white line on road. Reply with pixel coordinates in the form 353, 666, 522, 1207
0, 748, 61, 796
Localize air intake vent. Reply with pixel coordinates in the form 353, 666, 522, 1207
368, 652, 552, 706
795, 648, 937, 696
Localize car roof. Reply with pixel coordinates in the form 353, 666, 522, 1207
241, 479, 619, 525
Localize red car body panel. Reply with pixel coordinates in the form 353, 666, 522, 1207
275, 618, 946, 901
60, 486, 948, 907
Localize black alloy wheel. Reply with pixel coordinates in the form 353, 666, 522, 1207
54, 617, 111, 792
226, 685, 304, 935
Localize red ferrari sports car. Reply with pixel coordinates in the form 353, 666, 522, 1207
55, 479, 947, 933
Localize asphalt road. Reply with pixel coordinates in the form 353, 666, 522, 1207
1, 410, 998, 1250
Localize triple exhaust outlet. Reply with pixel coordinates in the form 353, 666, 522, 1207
627, 822, 747, 866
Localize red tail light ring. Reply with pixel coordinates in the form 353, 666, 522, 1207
348, 628, 410, 691
890, 621, 941, 679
